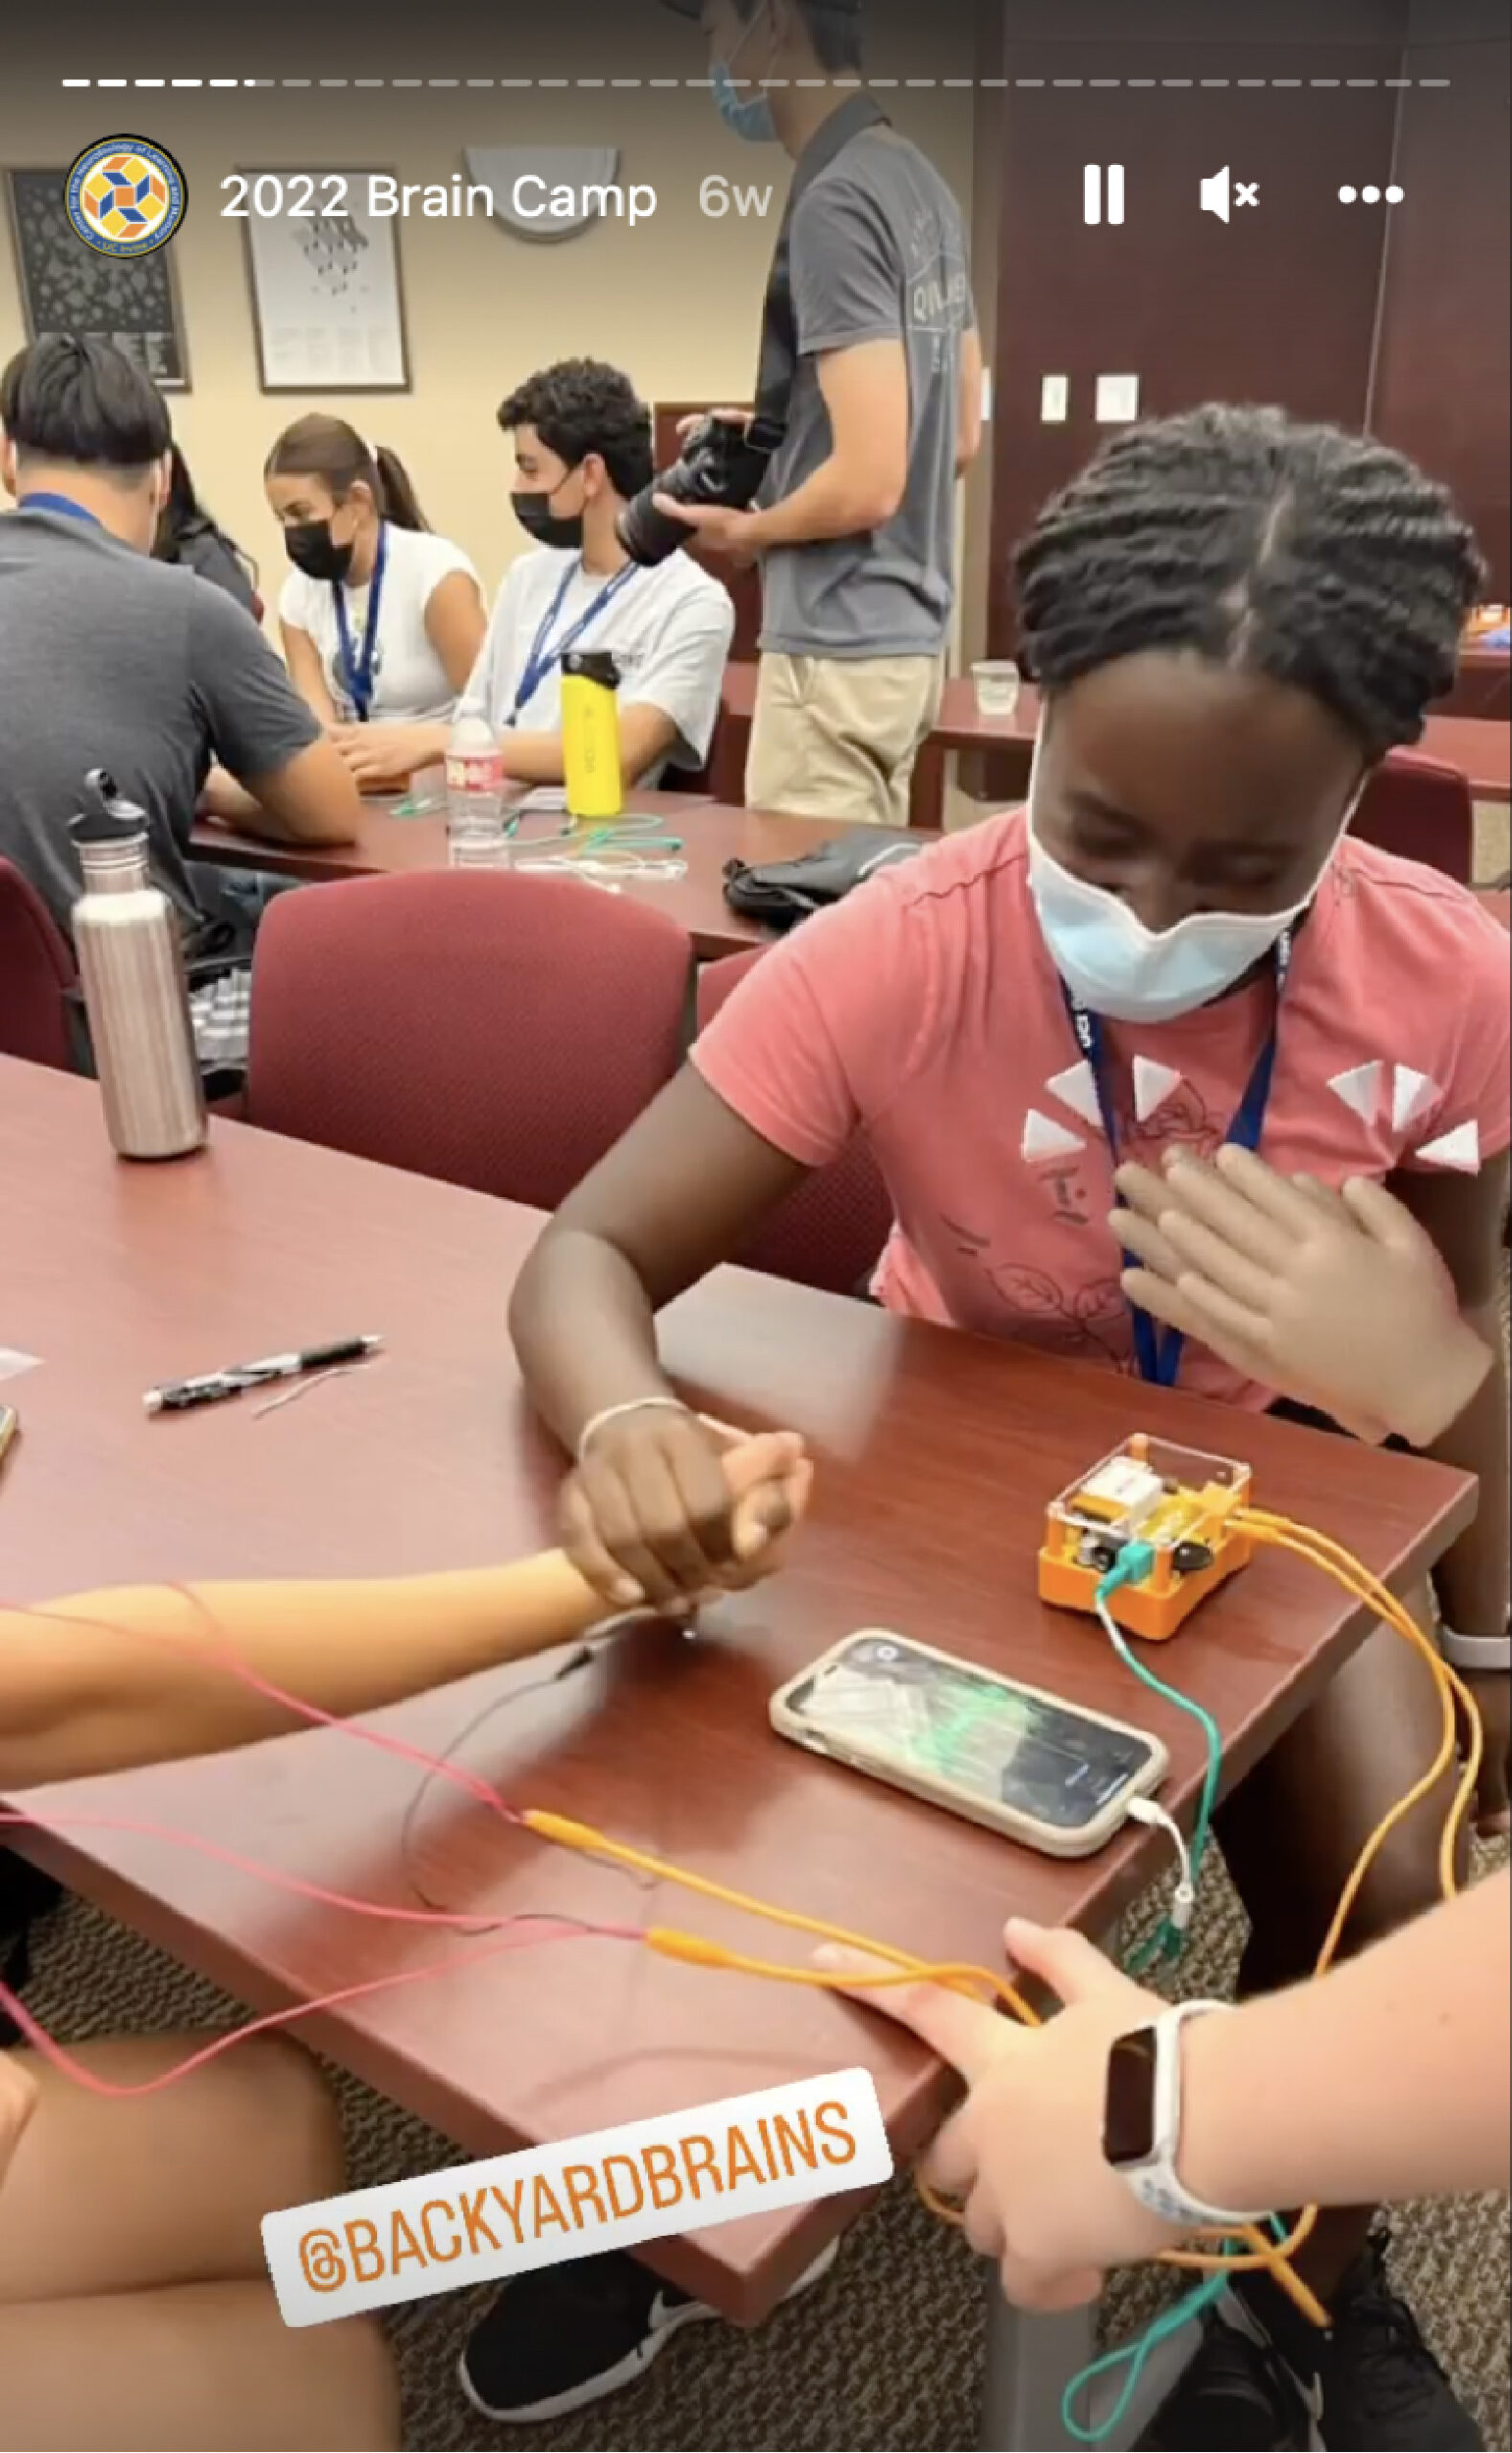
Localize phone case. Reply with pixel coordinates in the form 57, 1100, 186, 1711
769, 1629, 1170, 1859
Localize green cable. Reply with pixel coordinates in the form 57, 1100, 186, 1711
1060, 2216, 1292, 2442
1096, 1546, 1225, 1971
1061, 2272, 1227, 2444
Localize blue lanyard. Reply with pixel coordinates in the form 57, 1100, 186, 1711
332, 524, 388, 723
508, 560, 638, 727
1063, 930, 1292, 1388
18, 492, 103, 527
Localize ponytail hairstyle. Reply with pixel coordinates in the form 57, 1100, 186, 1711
263, 414, 429, 532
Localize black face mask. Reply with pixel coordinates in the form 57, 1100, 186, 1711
510, 486, 584, 554
285, 519, 355, 583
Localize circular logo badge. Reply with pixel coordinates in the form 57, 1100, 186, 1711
65, 137, 187, 258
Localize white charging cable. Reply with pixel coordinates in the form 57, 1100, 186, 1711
1124, 1793, 1198, 1935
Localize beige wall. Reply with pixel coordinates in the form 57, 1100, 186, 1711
2, 70, 975, 613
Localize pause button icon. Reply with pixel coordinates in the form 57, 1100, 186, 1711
1083, 164, 1126, 225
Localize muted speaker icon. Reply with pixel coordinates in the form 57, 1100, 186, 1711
1200, 166, 1259, 222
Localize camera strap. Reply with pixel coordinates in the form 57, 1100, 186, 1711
753, 93, 890, 426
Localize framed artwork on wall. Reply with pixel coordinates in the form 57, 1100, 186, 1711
238, 172, 410, 392
4, 166, 189, 388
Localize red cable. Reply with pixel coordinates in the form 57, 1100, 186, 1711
0, 1584, 640, 2094
0, 1918, 641, 2096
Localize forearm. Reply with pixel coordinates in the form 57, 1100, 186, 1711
0, 1553, 604, 1788
751, 454, 897, 551
510, 1227, 679, 1453
198, 767, 284, 837
1180, 1871, 1511, 2212
500, 730, 569, 787
1428, 1310, 1509, 1633
387, 720, 451, 771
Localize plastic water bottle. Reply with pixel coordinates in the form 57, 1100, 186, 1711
445, 713, 506, 868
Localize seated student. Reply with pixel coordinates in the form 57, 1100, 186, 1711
266, 416, 487, 786
506, 408, 1509, 2447
154, 441, 259, 618
0, 1436, 808, 2453
341, 360, 736, 796
0, 335, 358, 948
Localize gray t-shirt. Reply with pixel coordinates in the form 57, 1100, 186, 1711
760, 130, 974, 663
0, 506, 317, 936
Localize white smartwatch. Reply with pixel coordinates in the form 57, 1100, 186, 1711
1101, 2000, 1271, 2232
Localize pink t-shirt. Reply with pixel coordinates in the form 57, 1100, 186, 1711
693, 814, 1512, 1409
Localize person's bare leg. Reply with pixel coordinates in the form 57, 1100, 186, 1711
1216, 1604, 1467, 2295
0, 2033, 400, 2450
0, 2279, 398, 2452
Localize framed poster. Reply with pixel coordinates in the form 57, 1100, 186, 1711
4, 167, 189, 389
240, 172, 410, 392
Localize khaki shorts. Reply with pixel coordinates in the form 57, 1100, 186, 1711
745, 651, 945, 828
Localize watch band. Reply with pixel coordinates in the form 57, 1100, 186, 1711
1440, 1625, 1512, 1674
1104, 2001, 1271, 2233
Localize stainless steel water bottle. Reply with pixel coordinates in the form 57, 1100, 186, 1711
69, 771, 207, 1160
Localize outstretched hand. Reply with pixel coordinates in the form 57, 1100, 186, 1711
1112, 1145, 1491, 1448
817, 1921, 1180, 2309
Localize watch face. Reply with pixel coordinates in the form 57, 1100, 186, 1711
1103, 2026, 1160, 2168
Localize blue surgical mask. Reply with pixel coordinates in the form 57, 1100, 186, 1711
1025, 735, 1358, 1024
714, 8, 779, 143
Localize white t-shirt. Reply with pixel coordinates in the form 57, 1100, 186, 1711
458, 547, 735, 780
278, 523, 480, 724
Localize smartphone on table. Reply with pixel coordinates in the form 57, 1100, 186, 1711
771, 1630, 1168, 1859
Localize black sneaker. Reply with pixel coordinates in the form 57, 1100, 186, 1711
1232, 2228, 1484, 2451
1144, 2311, 1310, 2450
458, 2239, 839, 2424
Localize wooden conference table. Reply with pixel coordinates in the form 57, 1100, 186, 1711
191, 791, 869, 966
711, 664, 1512, 825
2, 1059, 1478, 2416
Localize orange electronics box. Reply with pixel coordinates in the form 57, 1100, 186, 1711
1039, 1435, 1254, 1642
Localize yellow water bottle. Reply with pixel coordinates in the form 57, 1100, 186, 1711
561, 651, 624, 822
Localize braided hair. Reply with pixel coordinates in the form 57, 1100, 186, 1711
1012, 406, 1483, 761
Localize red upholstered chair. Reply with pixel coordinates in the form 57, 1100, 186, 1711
1350, 750, 1474, 883
242, 870, 692, 1206
696, 946, 893, 1295
0, 860, 77, 1071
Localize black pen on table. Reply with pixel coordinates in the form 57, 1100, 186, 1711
143, 1336, 382, 1417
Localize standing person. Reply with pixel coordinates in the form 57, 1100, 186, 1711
0, 336, 358, 948
154, 442, 259, 617
355, 360, 734, 794
656, 0, 982, 826
507, 407, 1509, 2450
266, 417, 487, 790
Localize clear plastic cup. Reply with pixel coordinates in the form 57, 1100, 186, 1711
971, 660, 1022, 720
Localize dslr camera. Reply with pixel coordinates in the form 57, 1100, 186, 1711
617, 413, 785, 568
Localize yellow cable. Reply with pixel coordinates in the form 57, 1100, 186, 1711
522, 1813, 1324, 2322
1236, 1511, 1481, 1937
516, 1509, 1480, 2337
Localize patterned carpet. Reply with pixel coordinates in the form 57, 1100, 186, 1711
20, 1838, 1511, 2453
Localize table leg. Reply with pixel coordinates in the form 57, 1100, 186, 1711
978, 2279, 1205, 2451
